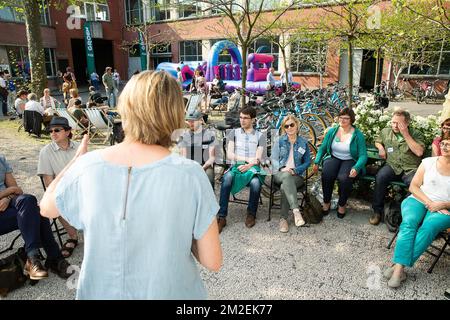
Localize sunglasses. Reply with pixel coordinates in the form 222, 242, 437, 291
284, 123, 296, 129
49, 128, 65, 133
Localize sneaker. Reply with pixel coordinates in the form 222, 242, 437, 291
217, 217, 227, 234
293, 208, 305, 227
387, 271, 407, 288
369, 212, 382, 225
24, 257, 48, 280
279, 218, 289, 233
245, 214, 256, 228
45, 258, 73, 279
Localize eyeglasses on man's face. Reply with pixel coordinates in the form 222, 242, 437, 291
284, 123, 296, 129
239, 116, 252, 120
49, 128, 64, 133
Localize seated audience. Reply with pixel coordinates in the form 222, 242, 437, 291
0, 154, 71, 280
178, 110, 216, 188
370, 108, 425, 225
385, 136, 450, 288
67, 88, 82, 110
313, 108, 367, 218
271, 115, 311, 233
24, 93, 44, 116
14, 90, 27, 116
217, 106, 265, 233
432, 117, 450, 156
38, 117, 80, 258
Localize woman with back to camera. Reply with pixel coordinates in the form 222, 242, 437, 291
40, 71, 222, 299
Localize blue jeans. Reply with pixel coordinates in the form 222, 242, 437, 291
106, 88, 116, 108
0, 194, 62, 259
218, 171, 261, 218
393, 197, 450, 267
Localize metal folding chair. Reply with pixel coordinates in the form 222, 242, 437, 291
387, 228, 450, 273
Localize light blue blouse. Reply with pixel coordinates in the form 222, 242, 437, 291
55, 150, 219, 300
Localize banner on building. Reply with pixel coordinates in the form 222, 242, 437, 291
83, 22, 96, 75
139, 32, 147, 71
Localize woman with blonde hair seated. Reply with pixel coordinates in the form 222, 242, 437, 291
40, 71, 222, 299
271, 115, 311, 232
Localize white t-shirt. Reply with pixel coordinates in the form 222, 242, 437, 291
412, 157, 450, 202
25, 100, 45, 115
0, 77, 6, 88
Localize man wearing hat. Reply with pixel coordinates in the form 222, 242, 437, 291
178, 110, 216, 188
37, 117, 81, 258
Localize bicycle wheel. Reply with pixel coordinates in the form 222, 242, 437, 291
302, 113, 327, 142
298, 119, 316, 146
320, 110, 334, 127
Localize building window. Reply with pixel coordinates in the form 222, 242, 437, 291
401, 39, 450, 76
125, 0, 143, 25
178, 0, 201, 18
249, 38, 279, 70
39, 0, 51, 25
0, 0, 50, 25
179, 40, 202, 62
290, 40, 327, 73
150, 0, 171, 21
74, 2, 110, 22
95, 3, 110, 21
4, 46, 56, 78
44, 48, 57, 77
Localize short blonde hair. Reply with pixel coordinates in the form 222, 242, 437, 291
118, 70, 184, 147
280, 114, 301, 135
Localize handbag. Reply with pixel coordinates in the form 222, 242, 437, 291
0, 247, 28, 297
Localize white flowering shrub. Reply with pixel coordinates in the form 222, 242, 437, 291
354, 98, 390, 145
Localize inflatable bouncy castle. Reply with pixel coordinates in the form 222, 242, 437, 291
156, 40, 300, 93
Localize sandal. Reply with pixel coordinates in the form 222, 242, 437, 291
61, 239, 78, 258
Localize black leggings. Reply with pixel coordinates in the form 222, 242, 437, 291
321, 156, 356, 207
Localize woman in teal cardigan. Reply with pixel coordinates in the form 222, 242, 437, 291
313, 108, 367, 218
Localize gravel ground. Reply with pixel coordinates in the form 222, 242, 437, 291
0, 115, 448, 300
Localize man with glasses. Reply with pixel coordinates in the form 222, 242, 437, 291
37, 117, 81, 258
370, 108, 425, 225
217, 106, 266, 233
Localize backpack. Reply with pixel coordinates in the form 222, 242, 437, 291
384, 200, 402, 232
302, 192, 323, 224
0, 247, 28, 297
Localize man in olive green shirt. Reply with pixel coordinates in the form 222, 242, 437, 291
102, 67, 116, 108
370, 108, 425, 225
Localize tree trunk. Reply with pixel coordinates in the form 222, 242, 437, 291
281, 47, 289, 90
347, 39, 353, 109
240, 45, 248, 108
24, 0, 47, 98
373, 47, 381, 91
